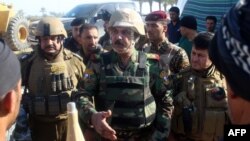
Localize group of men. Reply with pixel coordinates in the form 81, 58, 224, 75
1, 0, 250, 141
167, 6, 217, 59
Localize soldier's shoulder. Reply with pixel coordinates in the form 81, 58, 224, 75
174, 67, 192, 78
163, 41, 179, 50
214, 67, 225, 80
146, 53, 160, 61
165, 41, 187, 54
64, 48, 83, 62
19, 51, 35, 63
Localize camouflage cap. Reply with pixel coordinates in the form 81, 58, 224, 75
109, 8, 145, 35
145, 10, 168, 22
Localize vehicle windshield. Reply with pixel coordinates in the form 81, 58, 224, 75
64, 4, 99, 18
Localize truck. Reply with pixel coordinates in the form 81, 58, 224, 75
0, 2, 30, 51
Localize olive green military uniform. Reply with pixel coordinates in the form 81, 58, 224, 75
78, 49, 174, 141
171, 65, 228, 141
21, 47, 86, 141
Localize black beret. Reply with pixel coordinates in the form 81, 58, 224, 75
180, 15, 197, 30
145, 10, 168, 22
0, 39, 21, 96
70, 17, 85, 26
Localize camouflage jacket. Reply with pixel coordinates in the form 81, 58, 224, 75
77, 44, 107, 66
142, 39, 190, 73
78, 49, 174, 140
142, 39, 190, 96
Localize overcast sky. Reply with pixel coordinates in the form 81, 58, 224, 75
6, 0, 115, 16
6, 0, 174, 16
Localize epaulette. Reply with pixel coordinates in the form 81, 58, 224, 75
72, 52, 83, 61
146, 53, 160, 61
19, 51, 35, 62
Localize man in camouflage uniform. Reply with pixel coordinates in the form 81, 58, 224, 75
78, 23, 106, 66
170, 32, 228, 141
143, 11, 190, 98
77, 8, 174, 141
78, 23, 104, 141
144, 11, 190, 74
14, 17, 86, 141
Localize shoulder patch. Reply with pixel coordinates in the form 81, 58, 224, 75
146, 53, 160, 61
85, 69, 94, 75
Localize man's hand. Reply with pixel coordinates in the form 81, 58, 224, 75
91, 110, 117, 140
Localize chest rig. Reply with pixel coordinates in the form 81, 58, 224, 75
23, 52, 78, 117
96, 52, 156, 131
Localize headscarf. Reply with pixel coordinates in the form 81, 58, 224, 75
209, 0, 250, 101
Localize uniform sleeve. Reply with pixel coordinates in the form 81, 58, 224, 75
77, 63, 100, 127
150, 62, 174, 140
72, 57, 86, 82
170, 48, 190, 73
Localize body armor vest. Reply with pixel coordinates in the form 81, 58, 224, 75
172, 67, 228, 141
96, 52, 156, 131
28, 53, 77, 95
23, 49, 81, 118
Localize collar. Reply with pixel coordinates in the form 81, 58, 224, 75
192, 65, 215, 78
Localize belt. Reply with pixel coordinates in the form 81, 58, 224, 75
116, 126, 153, 139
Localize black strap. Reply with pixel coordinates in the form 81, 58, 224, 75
23, 56, 34, 95
112, 113, 155, 128
101, 51, 113, 75
136, 51, 147, 76
113, 96, 155, 109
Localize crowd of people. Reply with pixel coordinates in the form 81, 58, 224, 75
1, 0, 249, 141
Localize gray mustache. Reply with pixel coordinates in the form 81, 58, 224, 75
114, 40, 124, 46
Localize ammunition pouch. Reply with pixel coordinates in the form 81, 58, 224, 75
182, 105, 194, 134
22, 92, 71, 116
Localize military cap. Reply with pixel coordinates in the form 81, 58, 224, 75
70, 17, 85, 26
145, 10, 168, 22
0, 39, 21, 96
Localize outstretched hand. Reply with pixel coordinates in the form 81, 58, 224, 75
91, 110, 117, 140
